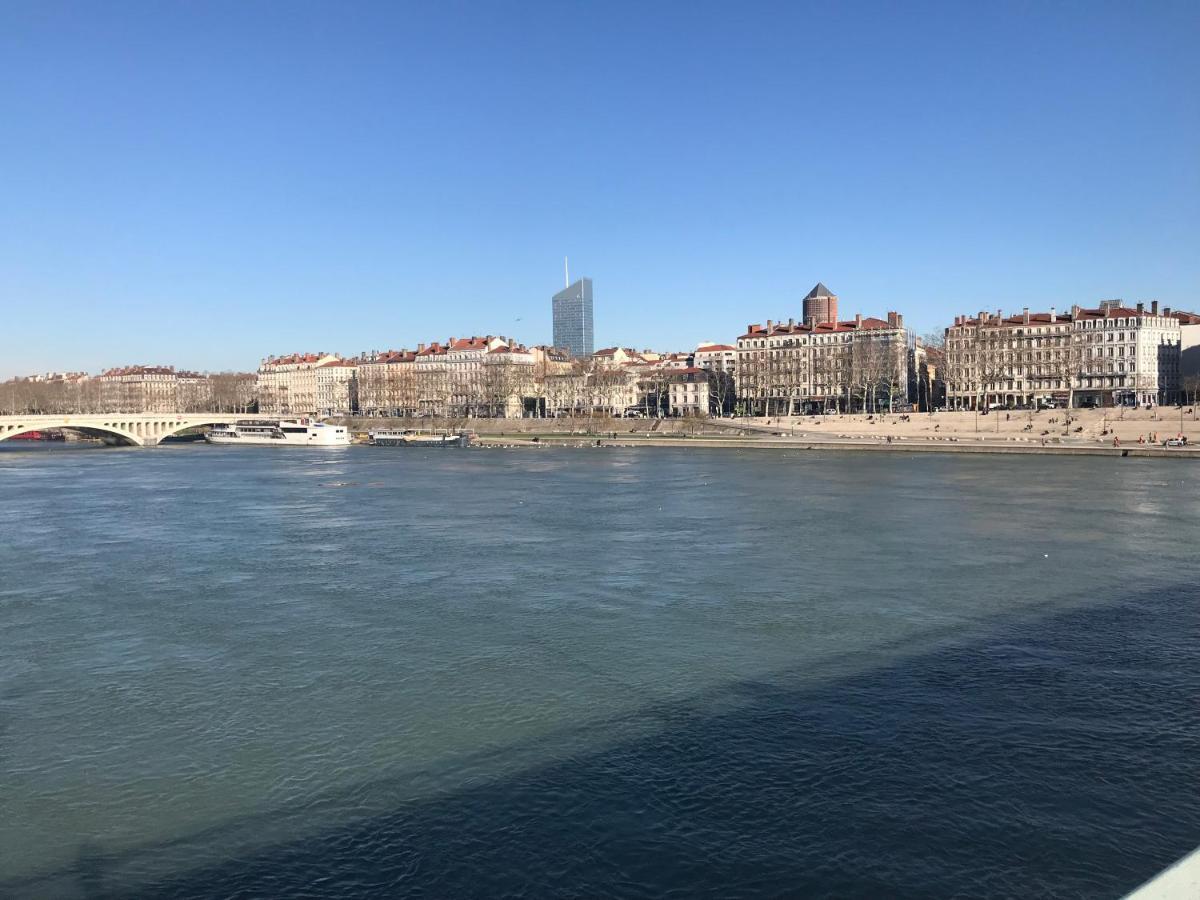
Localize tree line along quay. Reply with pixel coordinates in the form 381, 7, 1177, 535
4, 284, 1200, 444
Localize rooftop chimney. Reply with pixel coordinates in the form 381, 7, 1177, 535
788, 317, 795, 328
1023, 307, 1030, 325
1137, 302, 1144, 314
1152, 300, 1159, 315
417, 343, 426, 352
1049, 306, 1056, 323
855, 313, 863, 327
766, 319, 773, 331
1071, 304, 1081, 319
1164, 306, 1172, 316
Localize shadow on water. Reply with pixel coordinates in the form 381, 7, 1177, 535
10, 587, 1199, 899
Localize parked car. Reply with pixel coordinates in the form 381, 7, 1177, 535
1163, 437, 1188, 447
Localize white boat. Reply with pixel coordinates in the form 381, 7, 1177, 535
369, 429, 470, 448
206, 419, 350, 446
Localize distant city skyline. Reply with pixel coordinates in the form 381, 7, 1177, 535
2, 1, 1197, 379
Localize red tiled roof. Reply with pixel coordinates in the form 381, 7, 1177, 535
99, 365, 177, 377
264, 352, 334, 366
449, 337, 492, 351
950, 305, 1182, 329
738, 316, 899, 339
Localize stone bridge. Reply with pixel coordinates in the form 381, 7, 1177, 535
0, 414, 262, 447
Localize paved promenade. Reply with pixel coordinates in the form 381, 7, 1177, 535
727, 407, 1200, 448
451, 408, 1200, 458
473, 432, 1200, 458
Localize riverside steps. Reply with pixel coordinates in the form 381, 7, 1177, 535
473, 432, 1200, 458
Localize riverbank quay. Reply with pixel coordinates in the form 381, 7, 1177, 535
473, 432, 1200, 459
336, 408, 1200, 447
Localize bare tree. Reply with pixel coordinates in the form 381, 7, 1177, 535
1048, 332, 1082, 420
708, 368, 735, 416
1182, 374, 1200, 413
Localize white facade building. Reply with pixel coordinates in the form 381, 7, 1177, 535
257, 353, 342, 416
945, 301, 1183, 409
736, 312, 909, 415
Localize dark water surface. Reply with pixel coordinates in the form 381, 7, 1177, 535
2, 444, 1197, 898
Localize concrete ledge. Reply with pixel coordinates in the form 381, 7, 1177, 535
474, 434, 1200, 459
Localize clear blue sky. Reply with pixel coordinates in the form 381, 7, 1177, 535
2, 0, 1197, 377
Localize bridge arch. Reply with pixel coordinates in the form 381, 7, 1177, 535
0, 417, 147, 446
154, 417, 241, 444
0, 414, 255, 447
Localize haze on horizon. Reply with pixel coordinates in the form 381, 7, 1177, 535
2, 0, 1198, 379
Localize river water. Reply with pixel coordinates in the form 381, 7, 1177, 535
1, 443, 1197, 898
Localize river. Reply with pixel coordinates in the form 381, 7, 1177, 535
1, 443, 1197, 897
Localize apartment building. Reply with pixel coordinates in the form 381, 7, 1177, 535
256, 353, 342, 416
314, 359, 359, 417
736, 312, 909, 415
356, 350, 419, 417
666, 367, 715, 416
694, 343, 737, 376
945, 301, 1183, 409
409, 336, 537, 417
96, 365, 209, 413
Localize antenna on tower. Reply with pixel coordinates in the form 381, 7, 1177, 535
564, 256, 569, 289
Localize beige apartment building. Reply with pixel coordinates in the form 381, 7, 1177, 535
591, 347, 647, 369
405, 336, 538, 418
357, 350, 419, 417
314, 359, 358, 417
543, 367, 639, 417
96, 366, 210, 413
666, 367, 714, 416
256, 353, 342, 416
694, 343, 738, 413
736, 312, 909, 415
945, 301, 1185, 409
694, 343, 737, 376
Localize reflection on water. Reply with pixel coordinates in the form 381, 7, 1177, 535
1, 446, 1198, 897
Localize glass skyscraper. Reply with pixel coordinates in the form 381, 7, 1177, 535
552, 278, 594, 359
